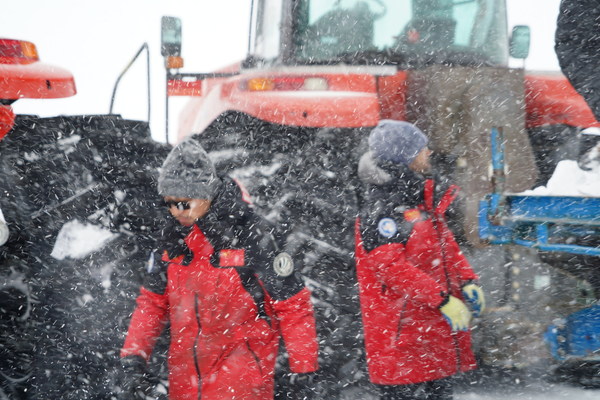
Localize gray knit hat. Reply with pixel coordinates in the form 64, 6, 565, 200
368, 120, 429, 166
158, 138, 222, 200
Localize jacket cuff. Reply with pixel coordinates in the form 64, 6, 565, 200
120, 354, 146, 368
437, 292, 449, 308
290, 359, 319, 374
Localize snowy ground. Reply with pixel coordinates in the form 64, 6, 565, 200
340, 379, 600, 400
456, 382, 600, 400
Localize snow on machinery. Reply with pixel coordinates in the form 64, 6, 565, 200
161, 0, 600, 393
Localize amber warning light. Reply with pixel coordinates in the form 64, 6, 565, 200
243, 77, 328, 91
0, 39, 39, 63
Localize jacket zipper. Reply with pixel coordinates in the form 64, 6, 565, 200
426, 179, 461, 371
394, 301, 407, 343
246, 342, 263, 376
433, 213, 462, 372
194, 294, 202, 399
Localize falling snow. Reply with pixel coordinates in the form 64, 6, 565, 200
1, 0, 600, 399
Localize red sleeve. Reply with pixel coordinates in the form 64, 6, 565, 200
272, 287, 319, 373
120, 287, 169, 361
370, 243, 446, 309
386, 260, 447, 309
438, 221, 479, 284
432, 183, 479, 284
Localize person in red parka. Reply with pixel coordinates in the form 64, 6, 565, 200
118, 137, 319, 400
355, 120, 485, 400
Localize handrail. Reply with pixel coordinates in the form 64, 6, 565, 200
109, 43, 151, 123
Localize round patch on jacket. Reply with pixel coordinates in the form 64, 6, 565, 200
273, 252, 294, 277
378, 218, 398, 238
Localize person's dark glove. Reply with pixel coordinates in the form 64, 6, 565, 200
158, 218, 193, 265
114, 355, 148, 400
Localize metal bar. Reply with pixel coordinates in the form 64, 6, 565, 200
489, 127, 507, 223
165, 71, 169, 144
109, 43, 150, 120
491, 126, 505, 173
513, 239, 600, 256
248, 0, 256, 56
505, 216, 600, 226
508, 195, 600, 221
167, 72, 239, 80
536, 223, 549, 245
30, 183, 101, 220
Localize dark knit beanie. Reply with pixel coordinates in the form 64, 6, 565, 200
368, 120, 429, 166
158, 137, 222, 200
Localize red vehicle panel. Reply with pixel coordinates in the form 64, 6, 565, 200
0, 62, 76, 100
524, 71, 600, 128
0, 38, 76, 140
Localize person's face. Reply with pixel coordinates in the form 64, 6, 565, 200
164, 197, 212, 226
409, 147, 433, 174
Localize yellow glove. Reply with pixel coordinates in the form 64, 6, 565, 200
462, 283, 486, 317
439, 295, 471, 331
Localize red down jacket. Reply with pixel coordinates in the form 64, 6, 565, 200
355, 172, 478, 385
121, 179, 318, 399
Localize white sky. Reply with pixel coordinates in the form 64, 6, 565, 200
1, 0, 561, 143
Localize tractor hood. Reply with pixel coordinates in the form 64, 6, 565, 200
0, 61, 76, 100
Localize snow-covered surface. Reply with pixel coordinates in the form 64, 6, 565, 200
456, 382, 600, 400
51, 220, 118, 260
522, 159, 600, 197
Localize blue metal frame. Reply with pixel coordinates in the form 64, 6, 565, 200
479, 127, 600, 257
479, 195, 600, 256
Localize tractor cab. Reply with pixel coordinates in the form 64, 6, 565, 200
162, 0, 540, 248
247, 0, 529, 68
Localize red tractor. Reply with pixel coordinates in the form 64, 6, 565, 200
162, 0, 597, 247
0, 38, 76, 141
161, 0, 600, 394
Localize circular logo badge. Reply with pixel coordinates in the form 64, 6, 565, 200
378, 218, 398, 238
273, 252, 294, 277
